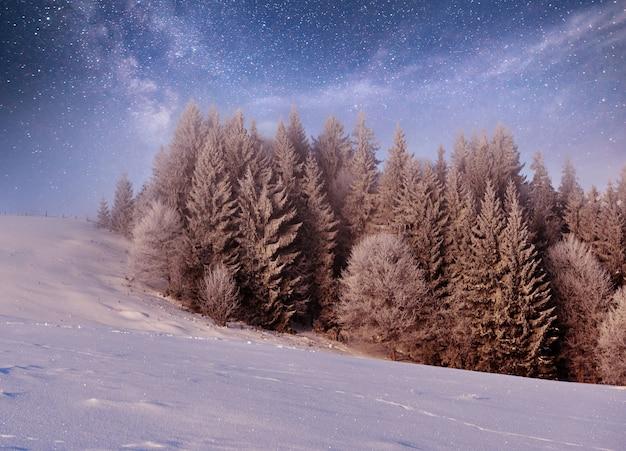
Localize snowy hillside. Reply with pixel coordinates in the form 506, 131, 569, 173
0, 216, 624, 450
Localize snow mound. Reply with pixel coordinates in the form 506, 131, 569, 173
0, 216, 624, 449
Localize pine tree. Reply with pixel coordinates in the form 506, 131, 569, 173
593, 185, 625, 286
460, 181, 506, 372
186, 127, 240, 279
558, 158, 581, 214
435, 145, 447, 186
111, 173, 134, 237
313, 116, 353, 268
272, 121, 310, 321
597, 287, 626, 386
286, 106, 310, 167
301, 152, 339, 331
152, 102, 206, 220
96, 198, 111, 230
393, 163, 447, 299
496, 183, 558, 378
129, 200, 183, 290
377, 125, 410, 228
529, 152, 562, 250
343, 113, 379, 242
546, 236, 613, 382
236, 167, 302, 331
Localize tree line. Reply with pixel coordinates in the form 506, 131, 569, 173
97, 103, 626, 385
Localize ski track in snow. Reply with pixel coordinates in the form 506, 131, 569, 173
0, 216, 625, 450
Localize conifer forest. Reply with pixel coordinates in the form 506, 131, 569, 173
100, 104, 626, 386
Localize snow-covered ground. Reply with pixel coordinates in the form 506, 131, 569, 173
0, 216, 624, 450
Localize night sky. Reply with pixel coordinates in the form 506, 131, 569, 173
1, 1, 625, 216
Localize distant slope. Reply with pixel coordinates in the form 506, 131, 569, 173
0, 216, 624, 450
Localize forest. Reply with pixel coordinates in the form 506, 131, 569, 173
97, 103, 626, 385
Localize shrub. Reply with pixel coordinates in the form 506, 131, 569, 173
198, 263, 240, 326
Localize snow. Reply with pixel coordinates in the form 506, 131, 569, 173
1, 216, 625, 450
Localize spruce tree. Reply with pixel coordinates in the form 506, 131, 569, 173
435, 145, 447, 186
461, 181, 506, 372
111, 173, 134, 237
497, 183, 558, 378
301, 152, 339, 330
529, 152, 562, 250
152, 102, 205, 220
286, 106, 310, 167
377, 125, 410, 228
96, 198, 111, 230
343, 114, 379, 242
313, 116, 353, 268
593, 185, 625, 286
558, 158, 581, 214
236, 166, 303, 331
186, 127, 240, 280
546, 236, 613, 382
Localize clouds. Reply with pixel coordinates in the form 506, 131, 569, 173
115, 56, 178, 144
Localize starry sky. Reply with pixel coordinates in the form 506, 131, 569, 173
1, 0, 625, 216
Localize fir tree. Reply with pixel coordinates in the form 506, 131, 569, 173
496, 183, 558, 378
593, 185, 625, 286
377, 125, 410, 228
286, 106, 310, 167
546, 236, 613, 382
236, 167, 302, 331
301, 152, 339, 330
461, 181, 506, 372
186, 127, 240, 278
529, 152, 562, 250
343, 113, 379, 242
111, 173, 134, 237
152, 102, 205, 220
96, 198, 111, 230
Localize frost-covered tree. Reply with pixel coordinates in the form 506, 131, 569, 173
496, 184, 558, 378
96, 198, 111, 229
313, 116, 353, 267
558, 158, 581, 214
393, 163, 447, 299
593, 186, 625, 286
223, 110, 261, 188
129, 200, 183, 291
286, 106, 310, 167
597, 287, 626, 386
343, 114, 379, 242
546, 236, 613, 382
457, 181, 506, 372
198, 263, 241, 326
529, 152, 562, 250
377, 125, 410, 227
186, 127, 240, 278
152, 103, 206, 219
236, 167, 302, 331
434, 145, 447, 186
111, 173, 134, 237
301, 152, 339, 330
338, 233, 428, 354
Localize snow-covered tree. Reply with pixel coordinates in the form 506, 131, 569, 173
301, 152, 339, 330
286, 106, 310, 167
377, 125, 410, 228
496, 184, 558, 378
152, 102, 206, 219
528, 152, 562, 250
198, 263, 241, 326
546, 236, 613, 382
186, 127, 240, 277
96, 198, 111, 230
342, 114, 379, 242
338, 233, 428, 354
597, 287, 626, 386
236, 167, 302, 331
129, 200, 183, 290
111, 173, 134, 237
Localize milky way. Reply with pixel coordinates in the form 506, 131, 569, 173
1, 0, 625, 215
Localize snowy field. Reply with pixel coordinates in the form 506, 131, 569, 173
0, 216, 624, 450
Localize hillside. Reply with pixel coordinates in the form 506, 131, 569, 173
0, 216, 624, 450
